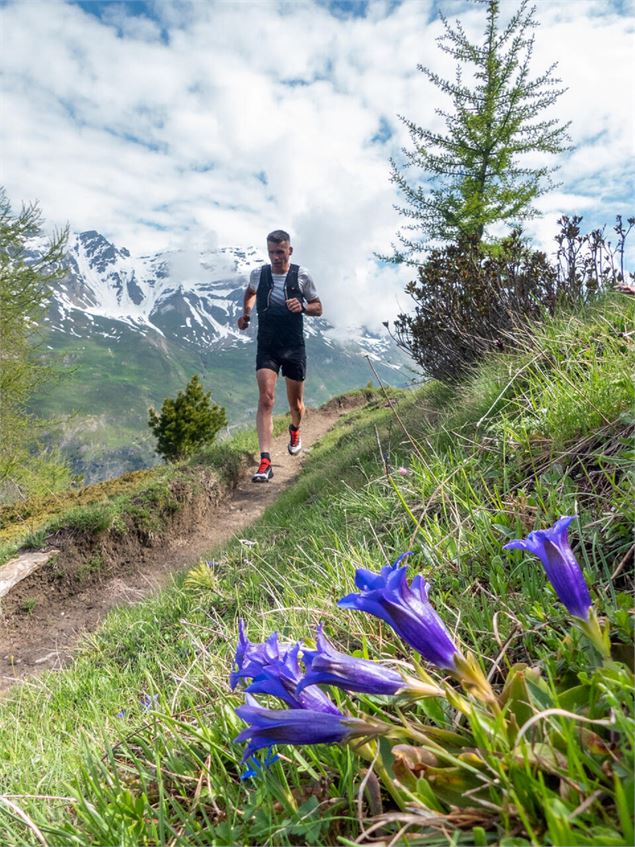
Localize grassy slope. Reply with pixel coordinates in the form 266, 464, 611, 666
0, 294, 633, 845
0, 414, 293, 564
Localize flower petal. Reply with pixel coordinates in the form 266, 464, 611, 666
504, 516, 592, 620
338, 556, 459, 669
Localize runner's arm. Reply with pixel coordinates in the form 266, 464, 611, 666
286, 296, 322, 316
293, 268, 322, 317
237, 288, 256, 330
304, 298, 322, 317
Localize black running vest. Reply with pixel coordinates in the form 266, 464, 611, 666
256, 263, 304, 348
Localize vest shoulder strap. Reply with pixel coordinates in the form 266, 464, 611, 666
259, 264, 273, 287
286, 264, 301, 297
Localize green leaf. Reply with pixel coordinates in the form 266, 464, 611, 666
614, 773, 634, 846
413, 776, 446, 813
501, 663, 542, 730
544, 797, 576, 846
473, 826, 488, 847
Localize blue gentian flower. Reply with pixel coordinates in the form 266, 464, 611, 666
246, 643, 341, 714
231, 622, 340, 714
298, 625, 405, 696
354, 551, 412, 591
503, 516, 592, 621
235, 694, 372, 761
140, 693, 159, 711
231, 621, 297, 692
240, 749, 280, 780
338, 557, 459, 670
230, 620, 288, 689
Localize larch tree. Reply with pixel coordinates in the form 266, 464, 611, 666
387, 0, 571, 261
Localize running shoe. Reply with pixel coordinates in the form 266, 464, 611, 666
288, 425, 302, 455
252, 457, 273, 482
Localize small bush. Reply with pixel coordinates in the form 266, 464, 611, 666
148, 375, 227, 462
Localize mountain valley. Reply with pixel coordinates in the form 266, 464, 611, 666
32, 231, 412, 481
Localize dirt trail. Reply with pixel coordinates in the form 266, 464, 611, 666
0, 403, 353, 692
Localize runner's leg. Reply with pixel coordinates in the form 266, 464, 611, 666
285, 377, 305, 428
256, 368, 277, 453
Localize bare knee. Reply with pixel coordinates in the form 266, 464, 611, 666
258, 390, 275, 413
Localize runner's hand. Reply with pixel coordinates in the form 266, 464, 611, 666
237, 315, 251, 330
286, 298, 303, 313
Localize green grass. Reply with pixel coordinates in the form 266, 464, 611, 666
0, 294, 632, 845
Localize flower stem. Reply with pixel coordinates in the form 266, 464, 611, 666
355, 740, 406, 811
576, 609, 611, 660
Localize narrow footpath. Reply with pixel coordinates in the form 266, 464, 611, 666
0, 403, 352, 692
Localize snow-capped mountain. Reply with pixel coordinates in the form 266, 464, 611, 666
49, 231, 258, 347
32, 230, 411, 483
46, 230, 399, 363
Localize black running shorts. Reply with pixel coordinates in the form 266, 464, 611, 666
256, 345, 306, 381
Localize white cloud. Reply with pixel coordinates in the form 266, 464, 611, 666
1, 0, 632, 334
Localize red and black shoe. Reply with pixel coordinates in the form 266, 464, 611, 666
288, 425, 302, 455
252, 457, 273, 482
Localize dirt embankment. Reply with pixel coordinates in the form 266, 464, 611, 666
0, 400, 360, 691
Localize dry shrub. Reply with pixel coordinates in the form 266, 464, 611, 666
393, 216, 633, 382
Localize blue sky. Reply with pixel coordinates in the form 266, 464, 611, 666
1, 0, 633, 330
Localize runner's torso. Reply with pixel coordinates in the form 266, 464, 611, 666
255, 264, 304, 348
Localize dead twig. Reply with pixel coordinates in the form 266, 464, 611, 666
0, 795, 49, 846
610, 543, 634, 583
366, 355, 426, 463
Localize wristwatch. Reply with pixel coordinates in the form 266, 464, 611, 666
301, 305, 307, 314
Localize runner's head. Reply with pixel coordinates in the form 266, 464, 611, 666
267, 230, 293, 274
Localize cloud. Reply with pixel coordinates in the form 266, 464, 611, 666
1, 0, 632, 333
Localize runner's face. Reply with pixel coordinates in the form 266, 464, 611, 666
267, 240, 293, 273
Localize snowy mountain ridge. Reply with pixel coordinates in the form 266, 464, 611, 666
46, 230, 396, 363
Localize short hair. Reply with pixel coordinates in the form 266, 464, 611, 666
267, 229, 291, 244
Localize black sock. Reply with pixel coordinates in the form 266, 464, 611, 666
289, 424, 299, 432
261, 452, 271, 460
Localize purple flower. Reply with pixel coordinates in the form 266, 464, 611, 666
231, 621, 340, 714
354, 551, 412, 592
503, 516, 592, 621
140, 693, 159, 711
298, 625, 405, 696
338, 557, 459, 670
230, 620, 289, 689
235, 694, 370, 761
247, 645, 341, 714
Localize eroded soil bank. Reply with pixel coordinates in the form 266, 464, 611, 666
0, 401, 357, 691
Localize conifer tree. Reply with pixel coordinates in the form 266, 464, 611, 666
0, 188, 70, 500
388, 0, 570, 261
148, 375, 227, 462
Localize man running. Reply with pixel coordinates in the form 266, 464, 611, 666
237, 230, 323, 482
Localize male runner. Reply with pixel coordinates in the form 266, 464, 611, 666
237, 230, 322, 482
